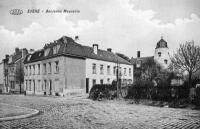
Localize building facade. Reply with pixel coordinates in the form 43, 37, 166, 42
1, 48, 28, 93
84, 45, 133, 93
24, 36, 133, 96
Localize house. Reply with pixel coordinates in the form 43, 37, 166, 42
84, 44, 133, 93
2, 48, 28, 93
24, 36, 133, 96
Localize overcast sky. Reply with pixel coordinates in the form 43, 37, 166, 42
0, 0, 200, 60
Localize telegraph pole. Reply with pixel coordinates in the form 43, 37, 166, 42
116, 60, 119, 98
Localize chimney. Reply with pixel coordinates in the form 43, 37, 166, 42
29, 49, 35, 54
15, 47, 20, 54
5, 54, 9, 59
22, 48, 28, 58
75, 36, 79, 41
137, 51, 140, 58
107, 48, 112, 52
93, 44, 98, 54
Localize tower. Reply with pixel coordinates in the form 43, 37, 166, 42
154, 36, 170, 69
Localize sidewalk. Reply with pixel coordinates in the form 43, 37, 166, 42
0, 103, 39, 121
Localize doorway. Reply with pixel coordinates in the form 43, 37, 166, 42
86, 78, 89, 93
49, 80, 52, 95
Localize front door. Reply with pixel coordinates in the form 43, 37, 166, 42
86, 78, 89, 93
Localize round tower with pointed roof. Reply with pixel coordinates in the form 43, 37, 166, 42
154, 36, 170, 69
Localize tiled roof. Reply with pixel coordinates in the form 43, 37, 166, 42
24, 36, 131, 65
83, 46, 131, 64
130, 56, 154, 65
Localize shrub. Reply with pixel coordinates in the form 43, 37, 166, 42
126, 79, 190, 102
89, 84, 117, 100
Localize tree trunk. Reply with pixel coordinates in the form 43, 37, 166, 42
188, 72, 192, 88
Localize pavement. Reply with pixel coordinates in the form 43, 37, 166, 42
0, 103, 39, 121
0, 95, 200, 129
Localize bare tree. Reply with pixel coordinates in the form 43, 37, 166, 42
171, 41, 200, 87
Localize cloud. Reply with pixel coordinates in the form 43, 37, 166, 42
0, 0, 200, 61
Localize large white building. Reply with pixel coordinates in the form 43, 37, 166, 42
24, 36, 133, 96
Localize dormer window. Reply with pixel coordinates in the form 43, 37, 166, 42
53, 45, 60, 54
44, 48, 50, 56
27, 55, 31, 61
136, 60, 141, 68
158, 52, 161, 57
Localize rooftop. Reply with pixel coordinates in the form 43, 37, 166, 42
24, 36, 131, 65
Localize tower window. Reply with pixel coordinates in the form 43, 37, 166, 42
164, 59, 168, 64
158, 52, 161, 57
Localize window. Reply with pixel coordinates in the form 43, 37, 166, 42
43, 63, 47, 74
107, 65, 110, 75
26, 80, 28, 90
29, 66, 32, 75
43, 80, 47, 91
136, 60, 141, 68
55, 61, 59, 73
100, 79, 103, 84
92, 79, 96, 86
29, 80, 31, 91
44, 48, 50, 56
48, 62, 52, 73
38, 80, 41, 91
38, 64, 40, 75
129, 68, 131, 76
92, 63, 96, 74
124, 68, 127, 76
100, 64, 104, 74
53, 45, 60, 54
164, 59, 168, 64
113, 66, 116, 75
119, 67, 122, 76
33, 65, 35, 75
158, 52, 161, 57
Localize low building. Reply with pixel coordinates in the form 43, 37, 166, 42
24, 36, 133, 96
84, 45, 133, 93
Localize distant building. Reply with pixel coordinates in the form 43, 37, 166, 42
2, 48, 28, 93
131, 37, 171, 80
24, 36, 133, 96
